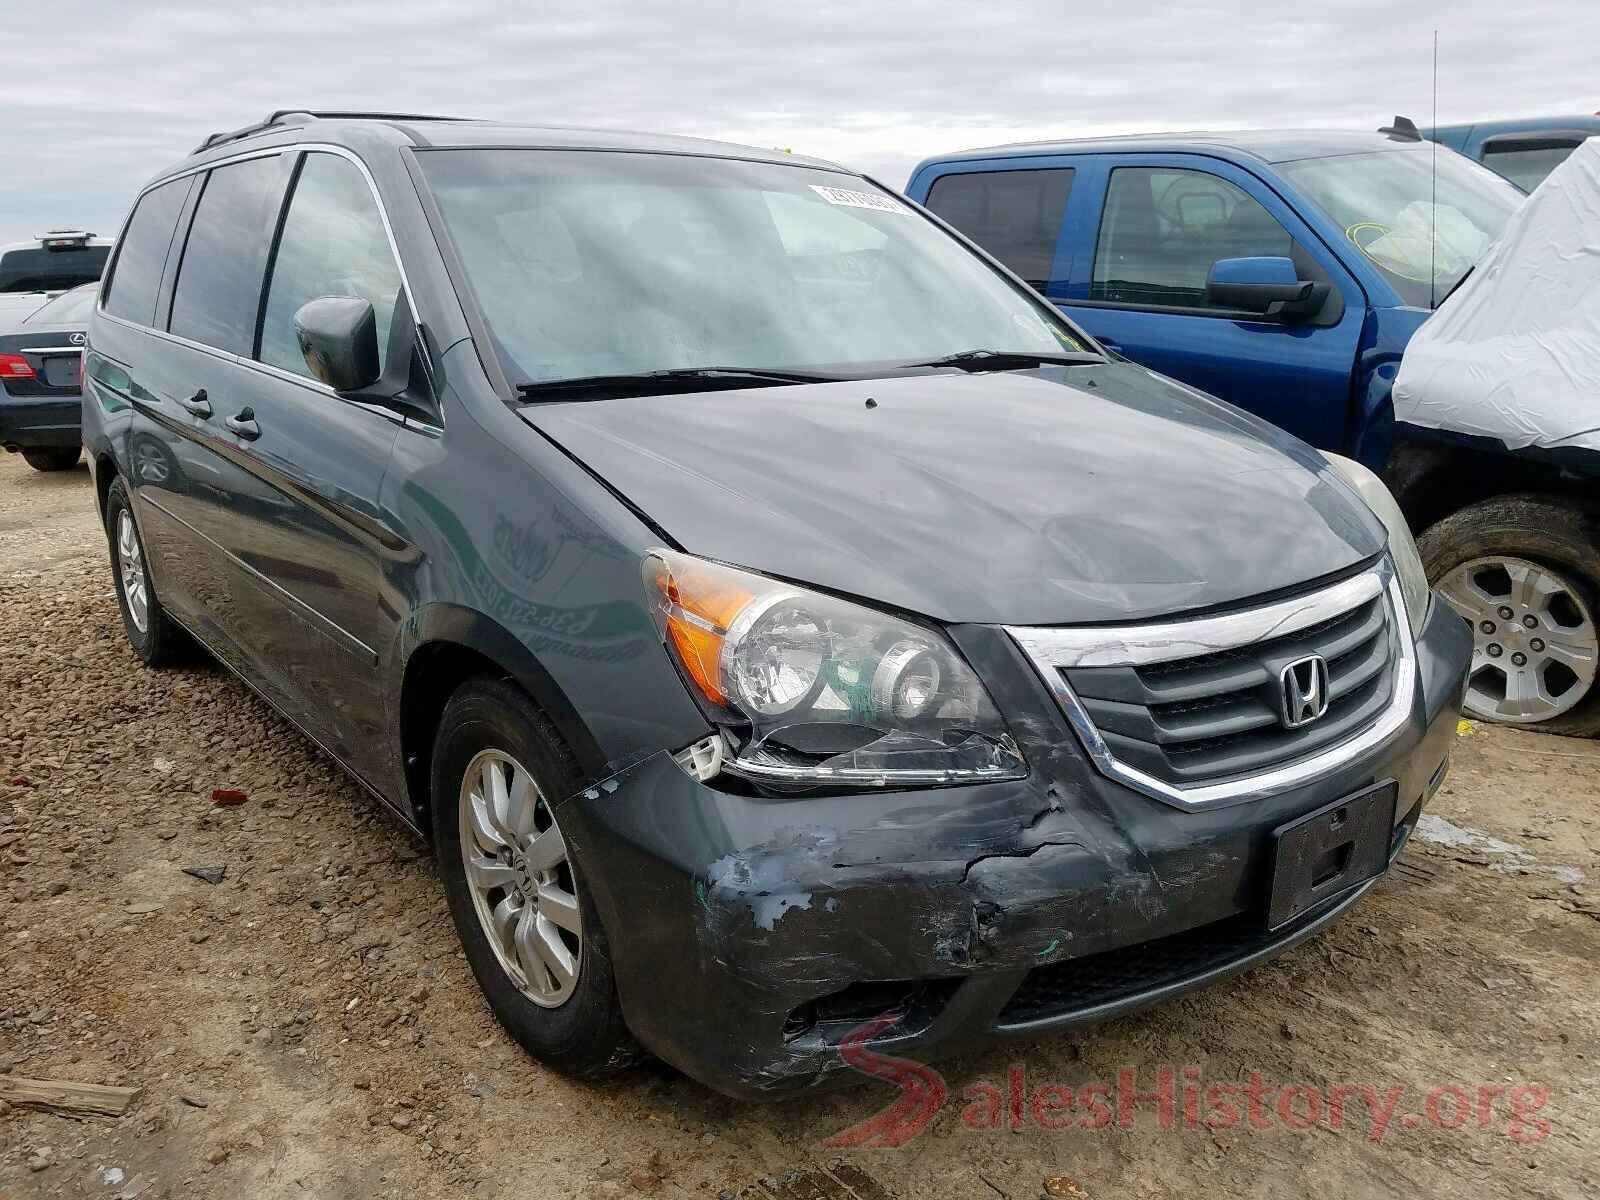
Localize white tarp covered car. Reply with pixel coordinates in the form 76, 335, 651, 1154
1393, 138, 1600, 736
1395, 138, 1600, 459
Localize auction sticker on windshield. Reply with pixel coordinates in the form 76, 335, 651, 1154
810, 184, 907, 213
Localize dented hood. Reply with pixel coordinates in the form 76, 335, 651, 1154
521, 364, 1385, 625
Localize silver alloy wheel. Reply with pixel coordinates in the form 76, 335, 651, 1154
458, 749, 583, 1008
116, 509, 150, 634
1436, 555, 1599, 724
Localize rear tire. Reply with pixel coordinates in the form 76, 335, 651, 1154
23, 447, 80, 472
431, 676, 639, 1078
1420, 494, 1600, 737
104, 476, 186, 667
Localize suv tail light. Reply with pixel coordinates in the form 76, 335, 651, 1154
0, 353, 37, 379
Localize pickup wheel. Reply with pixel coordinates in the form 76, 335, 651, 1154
104, 477, 186, 667
22, 447, 81, 472
431, 677, 639, 1078
1421, 495, 1600, 737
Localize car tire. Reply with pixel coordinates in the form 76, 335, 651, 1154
431, 676, 639, 1077
22, 447, 81, 472
1420, 494, 1600, 737
104, 476, 186, 667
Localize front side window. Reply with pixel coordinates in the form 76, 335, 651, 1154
1091, 167, 1292, 309
102, 178, 193, 326
415, 149, 1086, 388
259, 153, 404, 380
925, 168, 1073, 289
1480, 138, 1583, 192
1278, 148, 1522, 308
169, 155, 288, 354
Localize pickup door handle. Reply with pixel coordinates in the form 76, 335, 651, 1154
179, 388, 212, 417
225, 407, 261, 440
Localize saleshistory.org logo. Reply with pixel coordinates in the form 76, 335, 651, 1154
820, 1020, 1552, 1148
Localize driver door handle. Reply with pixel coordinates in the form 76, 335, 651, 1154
179, 388, 212, 417
225, 407, 261, 440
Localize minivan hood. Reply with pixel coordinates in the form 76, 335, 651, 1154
522, 365, 1386, 625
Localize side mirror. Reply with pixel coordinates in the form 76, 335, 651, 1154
1205, 256, 1326, 322
293, 296, 380, 392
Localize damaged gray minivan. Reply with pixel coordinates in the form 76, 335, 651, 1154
84, 112, 1471, 1099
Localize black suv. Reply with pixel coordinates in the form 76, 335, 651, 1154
84, 110, 1471, 1099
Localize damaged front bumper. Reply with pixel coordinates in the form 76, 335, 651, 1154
556, 595, 1471, 1100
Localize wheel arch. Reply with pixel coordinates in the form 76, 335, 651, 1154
1383, 439, 1600, 535
395, 604, 606, 837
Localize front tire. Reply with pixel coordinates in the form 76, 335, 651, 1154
1421, 494, 1600, 736
23, 447, 80, 472
104, 476, 186, 667
432, 677, 637, 1077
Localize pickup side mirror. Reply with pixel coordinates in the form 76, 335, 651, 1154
1205, 256, 1328, 323
293, 296, 381, 392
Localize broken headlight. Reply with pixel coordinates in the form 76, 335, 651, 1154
643, 549, 1027, 788
1324, 453, 1430, 636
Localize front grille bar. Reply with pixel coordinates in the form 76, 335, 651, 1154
1005, 559, 1417, 811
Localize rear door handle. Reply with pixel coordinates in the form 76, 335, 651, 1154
225, 407, 260, 440
179, 388, 212, 417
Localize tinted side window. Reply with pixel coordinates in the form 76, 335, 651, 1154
925, 169, 1072, 288
259, 153, 404, 379
102, 179, 192, 325
169, 156, 288, 354
1091, 167, 1292, 309
1480, 139, 1582, 192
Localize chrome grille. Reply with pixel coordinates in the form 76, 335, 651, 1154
1007, 563, 1415, 810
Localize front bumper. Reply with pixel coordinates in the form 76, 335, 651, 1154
0, 394, 82, 450
559, 595, 1471, 1100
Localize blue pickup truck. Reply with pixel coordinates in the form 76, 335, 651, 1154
907, 131, 1600, 736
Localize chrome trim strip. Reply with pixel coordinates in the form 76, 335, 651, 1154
17, 345, 85, 355
1006, 563, 1415, 811
1007, 570, 1382, 669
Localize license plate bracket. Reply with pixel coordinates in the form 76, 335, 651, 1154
1267, 781, 1397, 930
43, 355, 80, 388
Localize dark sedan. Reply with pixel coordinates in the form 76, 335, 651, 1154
1, 282, 95, 471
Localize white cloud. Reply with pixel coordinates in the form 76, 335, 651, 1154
2, 0, 1596, 243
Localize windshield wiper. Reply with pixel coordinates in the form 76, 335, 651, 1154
895, 349, 1106, 372
516, 366, 843, 401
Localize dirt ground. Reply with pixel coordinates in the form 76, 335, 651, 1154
1, 450, 1597, 1200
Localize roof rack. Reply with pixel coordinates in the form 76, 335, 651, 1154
1377, 115, 1423, 142
193, 109, 472, 155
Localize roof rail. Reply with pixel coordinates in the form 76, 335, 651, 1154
1377, 115, 1423, 142
192, 109, 472, 155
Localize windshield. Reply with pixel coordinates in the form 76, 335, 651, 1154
1279, 149, 1523, 308
0, 244, 109, 294
28, 284, 96, 325
416, 149, 1088, 389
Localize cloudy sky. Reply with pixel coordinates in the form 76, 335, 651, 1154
4, 0, 1597, 245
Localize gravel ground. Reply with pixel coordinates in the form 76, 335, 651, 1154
2, 451, 1599, 1199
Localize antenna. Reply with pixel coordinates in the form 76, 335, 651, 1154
1429, 30, 1438, 309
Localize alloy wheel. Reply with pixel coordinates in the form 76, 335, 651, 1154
457, 749, 583, 1007
116, 509, 150, 634
1436, 555, 1599, 724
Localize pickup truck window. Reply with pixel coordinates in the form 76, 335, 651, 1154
1277, 149, 1520, 308
1090, 167, 1291, 309
924, 169, 1073, 289
1479, 137, 1583, 192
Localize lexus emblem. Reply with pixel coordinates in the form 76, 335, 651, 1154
69, 331, 86, 345
1279, 655, 1331, 729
